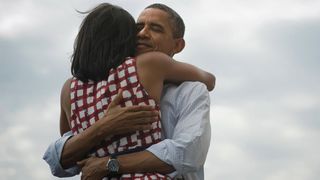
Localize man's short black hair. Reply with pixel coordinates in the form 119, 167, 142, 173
145, 3, 185, 38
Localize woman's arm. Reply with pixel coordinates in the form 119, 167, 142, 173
60, 78, 72, 136
165, 59, 215, 91
59, 78, 100, 168
137, 52, 215, 92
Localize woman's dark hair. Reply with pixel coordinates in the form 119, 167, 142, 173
71, 3, 136, 82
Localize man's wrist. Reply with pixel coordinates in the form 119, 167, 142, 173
106, 154, 120, 175
94, 119, 112, 142
82, 120, 107, 144
116, 150, 174, 174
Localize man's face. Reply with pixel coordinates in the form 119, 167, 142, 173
136, 8, 178, 56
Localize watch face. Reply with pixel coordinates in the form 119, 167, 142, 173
108, 159, 119, 173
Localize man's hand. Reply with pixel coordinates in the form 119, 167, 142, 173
96, 89, 159, 137
61, 89, 159, 168
78, 156, 108, 180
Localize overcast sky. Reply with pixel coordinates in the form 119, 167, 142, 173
0, 0, 319, 179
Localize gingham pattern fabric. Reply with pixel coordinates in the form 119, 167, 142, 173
70, 57, 170, 180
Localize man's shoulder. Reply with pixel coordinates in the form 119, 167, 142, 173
163, 82, 208, 100
178, 81, 207, 89
166, 82, 207, 93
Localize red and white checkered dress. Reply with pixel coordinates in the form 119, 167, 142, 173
70, 57, 171, 180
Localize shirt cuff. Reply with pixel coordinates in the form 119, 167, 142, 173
43, 132, 80, 177
147, 139, 183, 177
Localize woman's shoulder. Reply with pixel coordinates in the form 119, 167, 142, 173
60, 78, 73, 109
62, 78, 73, 92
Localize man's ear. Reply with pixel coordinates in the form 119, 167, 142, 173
173, 38, 185, 54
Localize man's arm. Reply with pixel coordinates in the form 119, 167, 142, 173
143, 82, 211, 174
80, 82, 211, 178
43, 92, 159, 177
43, 131, 80, 177
118, 150, 174, 174
121, 82, 210, 175
77, 149, 174, 180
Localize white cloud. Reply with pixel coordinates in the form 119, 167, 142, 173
207, 96, 320, 179
0, 14, 31, 37
0, 0, 39, 38
281, 92, 319, 111
0, 95, 63, 180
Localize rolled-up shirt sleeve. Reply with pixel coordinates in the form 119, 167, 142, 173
43, 131, 80, 177
147, 82, 211, 176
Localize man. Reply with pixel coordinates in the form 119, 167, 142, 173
43, 3, 213, 180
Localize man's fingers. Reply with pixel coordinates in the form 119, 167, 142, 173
109, 89, 123, 108
124, 118, 157, 131
126, 110, 159, 119
134, 124, 154, 131
126, 105, 155, 112
119, 124, 153, 134
77, 158, 88, 168
129, 117, 158, 125
114, 118, 158, 135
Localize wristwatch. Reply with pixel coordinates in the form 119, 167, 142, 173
106, 154, 120, 175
